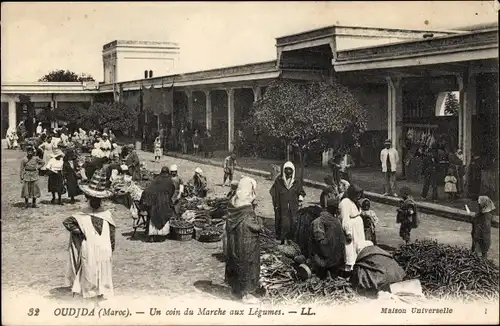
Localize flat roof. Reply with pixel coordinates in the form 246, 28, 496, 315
103, 40, 180, 51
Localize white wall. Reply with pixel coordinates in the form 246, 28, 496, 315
336, 36, 408, 51
116, 52, 177, 82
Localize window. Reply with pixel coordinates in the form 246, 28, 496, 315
144, 70, 148, 79
149, 70, 153, 78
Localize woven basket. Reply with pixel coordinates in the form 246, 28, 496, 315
170, 224, 194, 241
198, 232, 222, 243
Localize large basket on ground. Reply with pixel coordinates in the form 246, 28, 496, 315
170, 220, 194, 241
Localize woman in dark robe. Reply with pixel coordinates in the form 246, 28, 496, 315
471, 196, 494, 258
225, 176, 262, 303
310, 199, 346, 279
62, 149, 83, 204
191, 167, 208, 198
140, 166, 176, 242
467, 154, 482, 200
125, 144, 142, 181
269, 161, 306, 244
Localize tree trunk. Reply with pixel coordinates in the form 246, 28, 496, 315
286, 141, 291, 161
298, 148, 305, 182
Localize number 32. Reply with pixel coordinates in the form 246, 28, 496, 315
28, 308, 40, 316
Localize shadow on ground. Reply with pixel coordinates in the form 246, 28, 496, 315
193, 280, 233, 301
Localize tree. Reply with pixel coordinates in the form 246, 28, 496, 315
250, 78, 367, 181
444, 92, 459, 116
38, 70, 95, 82
53, 102, 139, 133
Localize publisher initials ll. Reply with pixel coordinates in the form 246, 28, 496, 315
301, 308, 314, 316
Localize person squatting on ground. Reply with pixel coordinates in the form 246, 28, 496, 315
46, 149, 66, 205
191, 167, 208, 198
140, 166, 176, 243
20, 146, 45, 208
310, 198, 346, 280
471, 196, 494, 258
63, 169, 116, 302
270, 161, 306, 245
396, 187, 419, 244
223, 153, 238, 186
444, 167, 458, 200
170, 165, 185, 217
154, 136, 163, 162
359, 198, 379, 245
225, 176, 263, 304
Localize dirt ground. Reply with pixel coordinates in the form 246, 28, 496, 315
1, 148, 498, 303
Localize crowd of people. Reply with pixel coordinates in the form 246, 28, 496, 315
10, 124, 496, 304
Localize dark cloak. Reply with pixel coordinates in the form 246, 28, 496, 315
225, 204, 262, 296
350, 245, 405, 291
140, 174, 175, 230
310, 211, 346, 270
126, 151, 142, 181
269, 175, 306, 241
62, 159, 82, 198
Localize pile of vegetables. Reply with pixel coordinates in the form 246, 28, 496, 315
170, 220, 193, 229
393, 240, 499, 301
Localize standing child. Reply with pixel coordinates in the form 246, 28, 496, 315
46, 149, 66, 205
444, 168, 458, 200
471, 196, 494, 258
192, 130, 201, 156
396, 187, 418, 244
154, 136, 162, 162
223, 153, 238, 186
359, 198, 379, 245
20, 146, 45, 208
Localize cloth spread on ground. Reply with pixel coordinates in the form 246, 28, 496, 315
141, 174, 175, 231
225, 204, 262, 296
350, 245, 405, 291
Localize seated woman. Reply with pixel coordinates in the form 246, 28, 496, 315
191, 167, 208, 198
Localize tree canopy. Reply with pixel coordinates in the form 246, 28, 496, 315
250, 78, 367, 153
444, 91, 459, 116
53, 102, 139, 132
38, 70, 95, 82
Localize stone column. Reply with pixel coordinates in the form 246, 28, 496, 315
252, 86, 262, 102
227, 88, 235, 152
185, 89, 193, 128
8, 97, 17, 131
205, 90, 212, 131
457, 72, 475, 166
387, 76, 404, 177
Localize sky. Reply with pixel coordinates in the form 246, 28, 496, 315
1, 1, 498, 82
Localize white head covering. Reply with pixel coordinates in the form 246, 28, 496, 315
120, 164, 129, 171
282, 161, 295, 190
195, 167, 203, 174
231, 176, 257, 208
38, 122, 42, 125
339, 179, 350, 192
102, 133, 108, 137
110, 169, 119, 181
170, 165, 178, 172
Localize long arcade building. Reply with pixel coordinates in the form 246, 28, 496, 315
1, 24, 498, 180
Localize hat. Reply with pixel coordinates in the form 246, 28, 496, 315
102, 133, 108, 137
195, 167, 203, 174
120, 164, 129, 171
326, 198, 339, 208
384, 139, 392, 144
79, 168, 113, 199
170, 165, 178, 172
38, 122, 42, 125
51, 149, 65, 158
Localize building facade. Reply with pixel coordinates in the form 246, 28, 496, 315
2, 24, 498, 180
